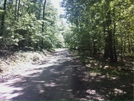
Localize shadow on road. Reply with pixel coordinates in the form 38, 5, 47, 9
0, 49, 133, 100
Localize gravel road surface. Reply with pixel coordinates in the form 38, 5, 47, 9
0, 49, 89, 100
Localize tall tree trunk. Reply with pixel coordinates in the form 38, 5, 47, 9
0, 0, 7, 36
103, 3, 109, 58
15, 0, 18, 20
104, 1, 117, 62
108, 29, 114, 62
104, 26, 109, 58
113, 22, 117, 62
18, 0, 20, 18
109, 7, 117, 62
128, 34, 131, 53
42, 0, 46, 32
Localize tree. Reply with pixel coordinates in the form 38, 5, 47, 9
42, 0, 46, 32
0, 0, 64, 50
62, 0, 134, 62
0, 0, 7, 36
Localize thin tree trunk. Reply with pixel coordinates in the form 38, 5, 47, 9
18, 0, 20, 18
106, 10, 114, 62
42, 0, 47, 32
104, 27, 109, 58
0, 0, 7, 36
103, 3, 109, 58
37, 3, 41, 19
104, 1, 116, 62
15, 0, 18, 20
113, 21, 117, 62
120, 28, 123, 62
128, 34, 131, 53
108, 29, 114, 62
113, 8, 117, 62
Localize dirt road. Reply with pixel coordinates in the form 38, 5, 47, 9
0, 49, 133, 100
0, 49, 90, 100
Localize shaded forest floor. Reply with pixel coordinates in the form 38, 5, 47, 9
72, 50, 134, 100
0, 49, 133, 100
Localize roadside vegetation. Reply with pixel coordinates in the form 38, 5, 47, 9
62, 0, 134, 71
61, 0, 134, 100
0, 49, 51, 81
0, 0, 65, 74
0, 0, 133, 100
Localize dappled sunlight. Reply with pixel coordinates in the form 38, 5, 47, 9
21, 69, 43, 77
0, 49, 76, 100
114, 88, 126, 95
0, 49, 133, 100
0, 82, 24, 99
71, 55, 133, 100
89, 72, 101, 77
86, 89, 96, 95
0, 0, 133, 99
45, 83, 57, 87
86, 89, 105, 101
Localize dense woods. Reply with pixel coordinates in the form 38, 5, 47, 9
0, 0, 133, 63
62, 0, 134, 63
0, 0, 133, 100
0, 0, 64, 51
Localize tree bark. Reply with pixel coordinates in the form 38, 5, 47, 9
18, 0, 20, 18
0, 0, 7, 36
15, 0, 18, 20
104, 0, 117, 62
113, 8, 117, 62
42, 0, 47, 32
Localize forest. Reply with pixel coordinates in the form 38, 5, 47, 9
0, 0, 134, 62
0, 0, 65, 52
0, 0, 133, 100
62, 0, 134, 63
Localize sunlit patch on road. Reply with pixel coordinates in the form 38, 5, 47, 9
0, 49, 133, 100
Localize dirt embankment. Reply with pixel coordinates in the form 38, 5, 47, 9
0, 50, 50, 81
